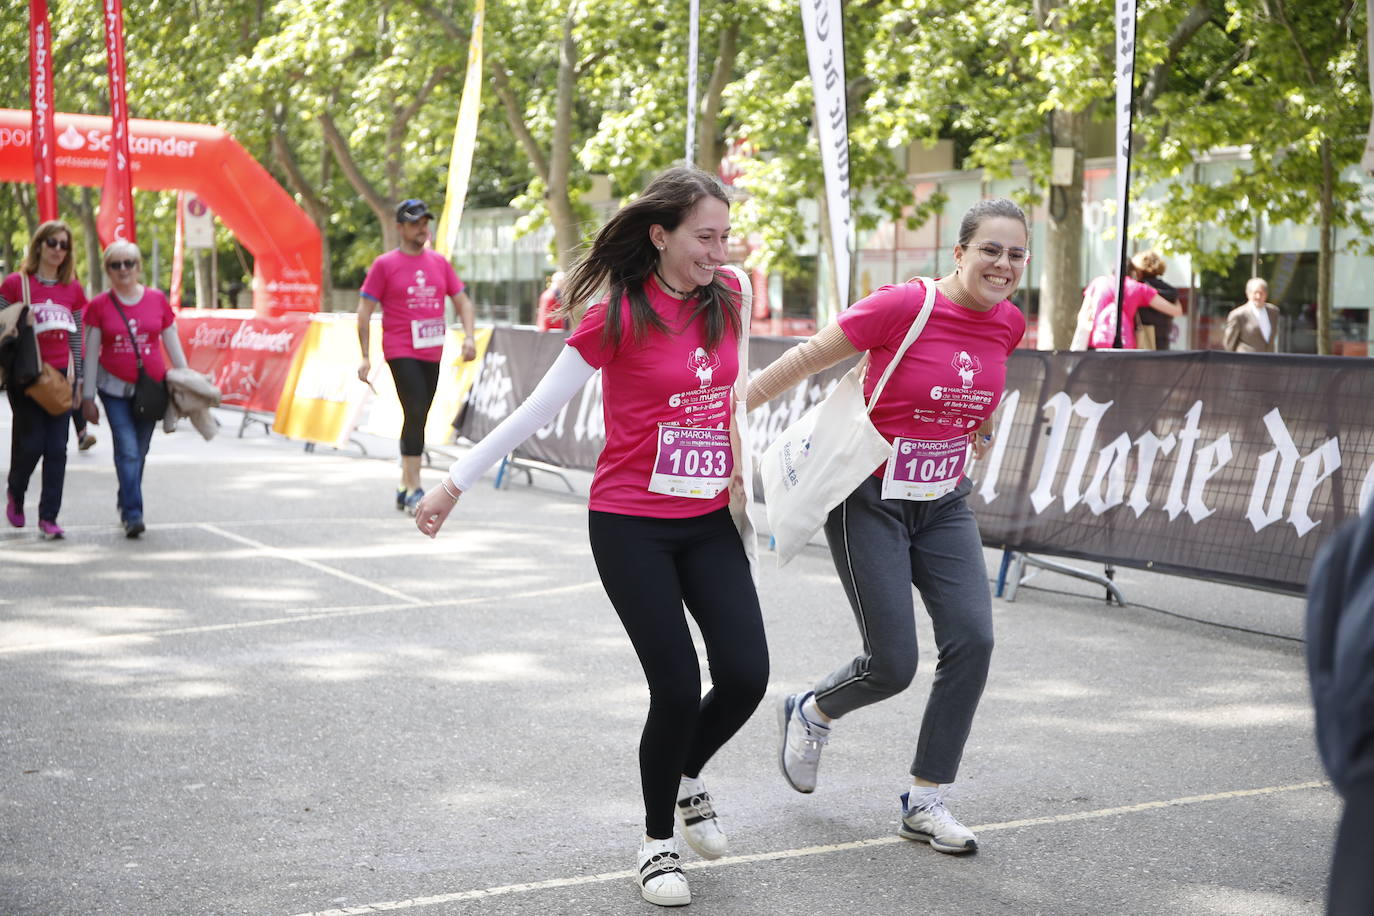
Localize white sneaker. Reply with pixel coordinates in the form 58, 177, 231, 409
778, 691, 829, 793
898, 789, 978, 854
636, 836, 691, 907
676, 778, 727, 859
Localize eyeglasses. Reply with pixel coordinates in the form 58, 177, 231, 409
107, 259, 139, 271
43, 237, 71, 251
966, 242, 1030, 267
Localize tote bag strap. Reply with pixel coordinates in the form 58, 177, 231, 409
109, 296, 147, 372
864, 276, 937, 414
20, 271, 31, 307
719, 265, 752, 369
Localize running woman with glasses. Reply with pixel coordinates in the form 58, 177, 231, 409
747, 197, 1028, 855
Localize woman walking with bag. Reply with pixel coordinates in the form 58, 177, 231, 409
2, 220, 88, 540
749, 198, 1028, 855
414, 167, 767, 907
81, 241, 188, 538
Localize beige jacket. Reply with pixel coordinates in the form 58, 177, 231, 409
1224, 303, 1280, 353
164, 368, 222, 439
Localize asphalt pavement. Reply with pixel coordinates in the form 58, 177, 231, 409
0, 401, 1335, 916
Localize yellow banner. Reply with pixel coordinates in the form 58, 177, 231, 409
435, 0, 485, 258
272, 315, 491, 448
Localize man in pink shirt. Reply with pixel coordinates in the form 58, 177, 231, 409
357, 199, 477, 514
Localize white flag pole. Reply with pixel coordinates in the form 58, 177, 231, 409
686, 0, 700, 166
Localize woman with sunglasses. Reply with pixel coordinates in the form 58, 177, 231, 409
80, 241, 188, 538
748, 198, 1029, 856
2, 220, 88, 539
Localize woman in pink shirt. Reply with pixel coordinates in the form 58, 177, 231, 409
81, 241, 189, 538
414, 168, 764, 907
750, 198, 1031, 856
3, 220, 88, 539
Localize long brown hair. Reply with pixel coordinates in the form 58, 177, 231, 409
22, 220, 77, 285
561, 167, 741, 351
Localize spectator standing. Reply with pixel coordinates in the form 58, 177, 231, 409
1223, 278, 1280, 353
535, 270, 566, 332
1130, 250, 1178, 350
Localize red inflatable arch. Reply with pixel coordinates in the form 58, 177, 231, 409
0, 109, 320, 314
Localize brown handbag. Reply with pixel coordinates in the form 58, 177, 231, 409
19, 274, 74, 416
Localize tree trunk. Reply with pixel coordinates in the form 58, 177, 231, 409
546, 9, 581, 270
1042, 109, 1085, 349
1316, 137, 1335, 355
76, 187, 104, 294
320, 111, 398, 251
696, 21, 739, 173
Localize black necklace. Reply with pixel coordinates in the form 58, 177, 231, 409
655, 270, 694, 299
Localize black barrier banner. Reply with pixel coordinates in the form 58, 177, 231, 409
969, 350, 1372, 594
462, 327, 605, 471
460, 330, 1373, 594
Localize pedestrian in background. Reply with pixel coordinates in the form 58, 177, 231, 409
1130, 250, 1178, 350
415, 167, 765, 908
81, 241, 189, 538
535, 270, 566, 332
1224, 277, 1280, 353
356, 199, 478, 515
749, 198, 1028, 856
2, 220, 87, 540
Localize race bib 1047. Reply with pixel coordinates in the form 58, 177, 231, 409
881, 435, 968, 501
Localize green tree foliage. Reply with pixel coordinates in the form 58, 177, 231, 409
1132, 0, 1371, 354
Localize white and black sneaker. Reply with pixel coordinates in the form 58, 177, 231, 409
676, 777, 727, 859
898, 788, 978, 854
636, 836, 690, 907
778, 691, 830, 793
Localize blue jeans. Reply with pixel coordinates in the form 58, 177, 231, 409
100, 392, 157, 522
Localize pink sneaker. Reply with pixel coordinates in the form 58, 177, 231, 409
38, 519, 64, 540
5, 492, 23, 528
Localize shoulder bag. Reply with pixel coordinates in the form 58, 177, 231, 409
720, 265, 759, 582
20, 274, 75, 417
110, 294, 169, 422
760, 278, 938, 566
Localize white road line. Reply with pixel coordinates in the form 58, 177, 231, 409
199, 523, 426, 604
286, 780, 1330, 916
0, 581, 602, 655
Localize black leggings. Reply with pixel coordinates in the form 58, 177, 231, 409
588, 507, 769, 839
386, 357, 441, 457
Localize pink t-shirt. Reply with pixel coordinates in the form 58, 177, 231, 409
360, 249, 464, 362
568, 274, 743, 518
1086, 275, 1156, 349
84, 288, 176, 383
837, 280, 1026, 478
1, 272, 87, 370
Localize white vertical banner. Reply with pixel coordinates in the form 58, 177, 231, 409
1112, 0, 1138, 347
686, 0, 699, 165
801, 0, 851, 320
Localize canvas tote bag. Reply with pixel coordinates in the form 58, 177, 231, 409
760, 278, 937, 566
719, 264, 759, 582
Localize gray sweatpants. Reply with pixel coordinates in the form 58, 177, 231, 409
814, 475, 993, 784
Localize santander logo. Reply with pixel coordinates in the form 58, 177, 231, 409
57, 125, 84, 151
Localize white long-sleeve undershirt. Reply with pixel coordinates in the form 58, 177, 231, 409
447, 344, 597, 493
